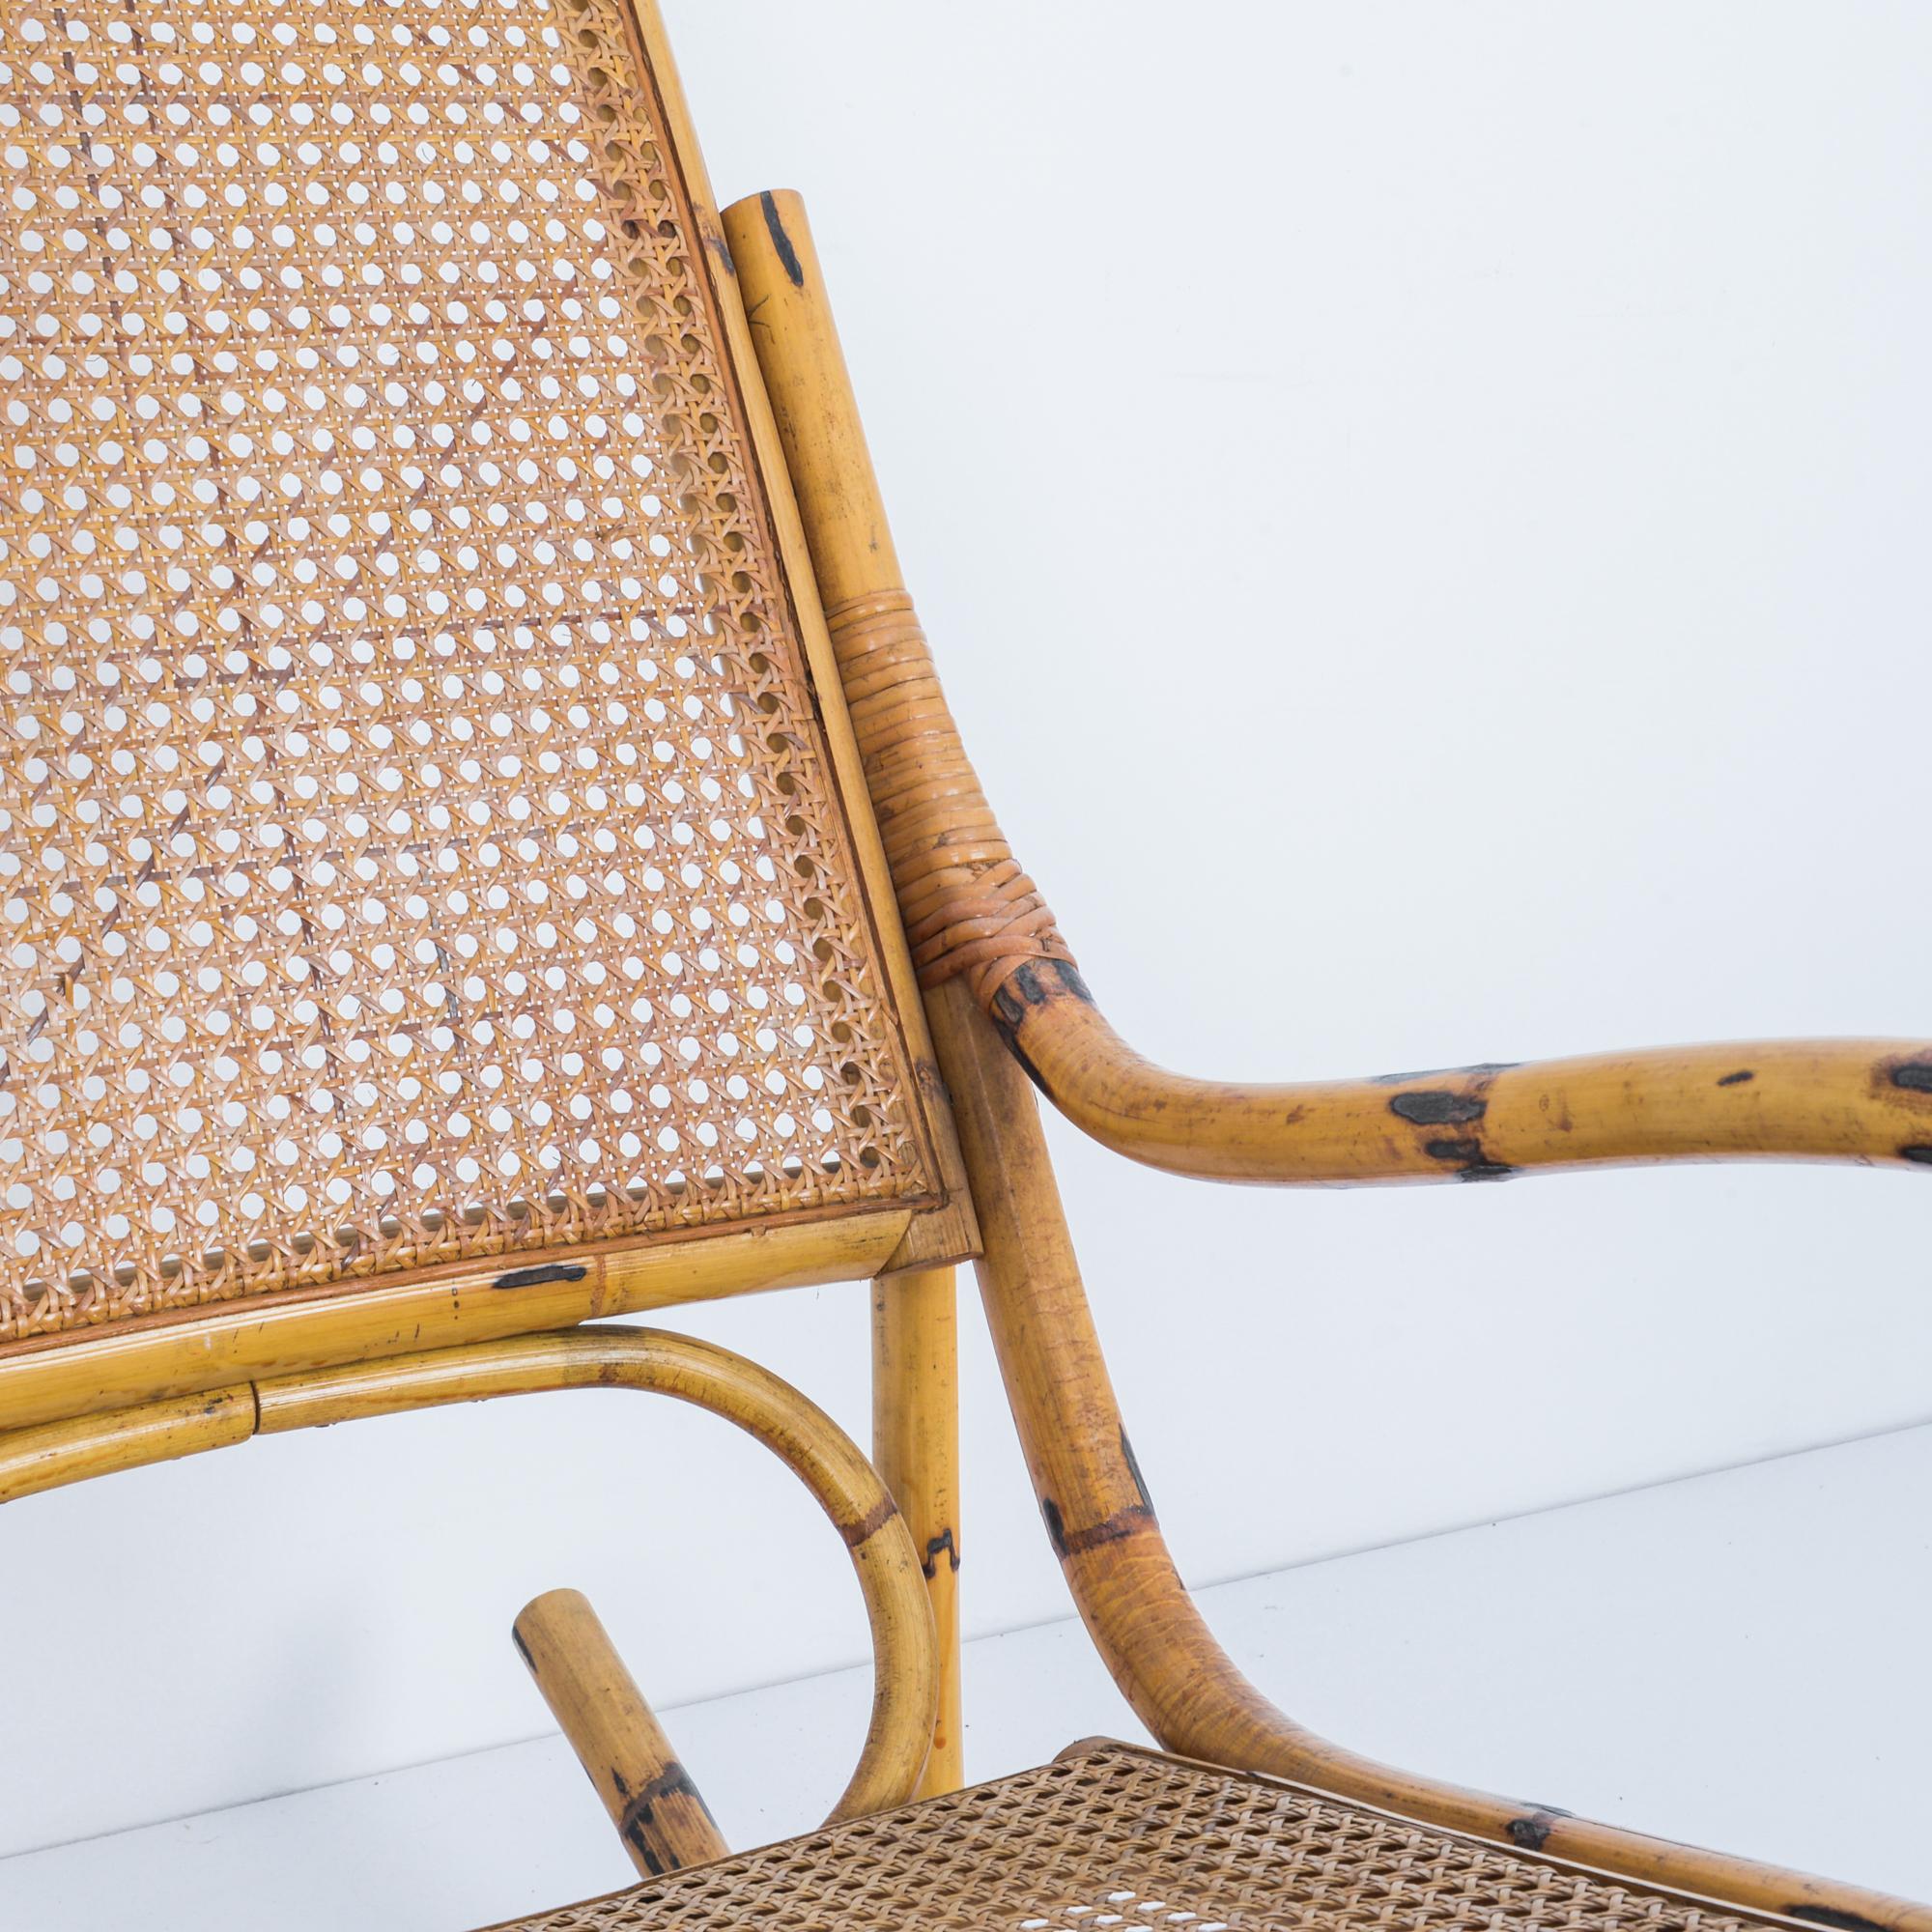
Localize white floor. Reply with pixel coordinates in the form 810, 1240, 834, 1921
4, 1423, 1927, 1931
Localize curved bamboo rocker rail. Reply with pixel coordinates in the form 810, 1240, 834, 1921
0, 1328, 939, 1829
724, 188, 1932, 1931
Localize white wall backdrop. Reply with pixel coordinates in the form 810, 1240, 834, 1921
6, 0, 1930, 1862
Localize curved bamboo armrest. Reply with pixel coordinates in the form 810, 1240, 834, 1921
991, 963, 1932, 1185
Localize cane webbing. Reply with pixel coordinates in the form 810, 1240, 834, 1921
484, 1744, 1804, 1932
0, 0, 938, 1345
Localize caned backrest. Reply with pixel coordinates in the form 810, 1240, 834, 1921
0, 0, 961, 1386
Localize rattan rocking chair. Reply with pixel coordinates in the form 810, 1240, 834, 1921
0, 0, 1923, 1924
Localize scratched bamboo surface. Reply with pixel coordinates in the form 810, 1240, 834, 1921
514, 1590, 729, 1880
725, 185, 1930, 1927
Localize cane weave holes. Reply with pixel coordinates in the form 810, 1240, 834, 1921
0, 0, 934, 1342
494, 1747, 1805, 1932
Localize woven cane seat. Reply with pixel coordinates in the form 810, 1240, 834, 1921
0, 0, 943, 1347
485, 1744, 1804, 1932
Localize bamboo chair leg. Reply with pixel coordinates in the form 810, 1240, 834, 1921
871, 1265, 963, 1796
513, 1588, 727, 1879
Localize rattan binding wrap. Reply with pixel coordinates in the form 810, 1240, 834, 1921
485, 1742, 1808, 1932
823, 587, 1073, 999
0, 0, 939, 1343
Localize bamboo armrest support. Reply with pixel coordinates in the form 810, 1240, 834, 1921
991, 972, 1932, 1185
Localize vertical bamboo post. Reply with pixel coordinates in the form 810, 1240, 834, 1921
871, 1265, 963, 1795
720, 192, 900, 612
722, 186, 965, 1797
513, 1588, 728, 1878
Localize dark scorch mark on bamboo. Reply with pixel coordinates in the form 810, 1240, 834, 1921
1423, 1136, 1516, 1181
1716, 1069, 1755, 1087
839, 1493, 901, 1548
1890, 1062, 1932, 1093
493, 1262, 588, 1291
990, 958, 1094, 1022
1039, 1494, 1155, 1562
1383, 1068, 1516, 1176
1786, 1909, 1894, 1932
987, 959, 1094, 1094
1504, 1803, 1574, 1852
759, 190, 805, 286
614, 1763, 722, 1875
1388, 1090, 1489, 1127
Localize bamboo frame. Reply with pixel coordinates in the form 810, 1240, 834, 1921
514, 1589, 730, 1878
3, 4, 1921, 1914
871, 1265, 963, 1795
724, 186, 1930, 1927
